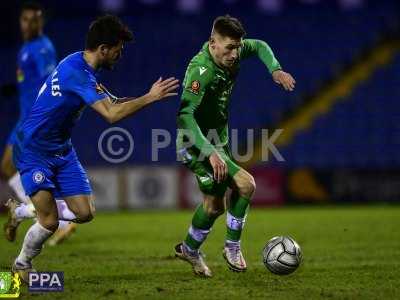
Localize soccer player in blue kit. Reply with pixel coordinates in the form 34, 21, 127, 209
1, 2, 57, 241
11, 15, 179, 282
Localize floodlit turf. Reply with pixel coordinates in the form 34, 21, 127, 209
1, 206, 399, 299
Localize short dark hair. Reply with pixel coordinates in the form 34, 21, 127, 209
21, 1, 44, 14
212, 15, 246, 39
85, 15, 133, 50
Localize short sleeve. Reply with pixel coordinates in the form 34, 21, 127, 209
70, 70, 107, 105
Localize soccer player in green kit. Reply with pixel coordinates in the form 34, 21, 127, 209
174, 15, 295, 277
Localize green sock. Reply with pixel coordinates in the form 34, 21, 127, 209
184, 203, 219, 250
226, 192, 250, 242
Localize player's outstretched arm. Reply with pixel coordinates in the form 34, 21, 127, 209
241, 39, 281, 73
91, 77, 179, 123
241, 39, 296, 91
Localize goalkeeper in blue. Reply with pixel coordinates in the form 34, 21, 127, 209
10, 15, 179, 283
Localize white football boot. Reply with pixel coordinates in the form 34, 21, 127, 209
174, 243, 212, 278
223, 242, 247, 272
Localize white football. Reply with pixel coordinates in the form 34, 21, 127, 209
263, 236, 302, 275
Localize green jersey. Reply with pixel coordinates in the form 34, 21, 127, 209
177, 39, 281, 156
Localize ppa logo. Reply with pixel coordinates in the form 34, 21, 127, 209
28, 272, 64, 292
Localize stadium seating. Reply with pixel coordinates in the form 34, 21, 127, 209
277, 53, 400, 168
0, 1, 398, 167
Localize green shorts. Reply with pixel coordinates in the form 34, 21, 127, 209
178, 145, 241, 197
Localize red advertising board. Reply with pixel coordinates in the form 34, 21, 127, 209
250, 167, 285, 206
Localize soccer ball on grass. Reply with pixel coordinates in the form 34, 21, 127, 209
262, 236, 302, 275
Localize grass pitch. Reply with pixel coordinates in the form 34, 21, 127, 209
0, 206, 399, 300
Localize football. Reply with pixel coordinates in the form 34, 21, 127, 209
263, 236, 302, 275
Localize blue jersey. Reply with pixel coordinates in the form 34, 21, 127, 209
17, 35, 57, 120
17, 51, 107, 155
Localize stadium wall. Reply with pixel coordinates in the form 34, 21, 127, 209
87, 166, 400, 210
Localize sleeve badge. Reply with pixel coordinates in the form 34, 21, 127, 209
190, 80, 200, 95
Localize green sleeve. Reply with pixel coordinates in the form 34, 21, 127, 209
178, 64, 216, 156
240, 39, 282, 73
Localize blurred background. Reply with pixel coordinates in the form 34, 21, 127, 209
0, 0, 399, 210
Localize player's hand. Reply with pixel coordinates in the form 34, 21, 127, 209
272, 70, 295, 91
148, 77, 179, 101
209, 151, 227, 183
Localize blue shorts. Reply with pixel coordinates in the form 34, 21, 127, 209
13, 146, 92, 198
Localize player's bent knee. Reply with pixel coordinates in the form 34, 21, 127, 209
239, 175, 256, 198
75, 210, 94, 223
89, 202, 96, 217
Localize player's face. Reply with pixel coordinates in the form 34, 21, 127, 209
100, 41, 123, 70
20, 9, 43, 41
210, 34, 242, 68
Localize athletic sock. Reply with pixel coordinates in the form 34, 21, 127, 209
8, 173, 30, 204
15, 203, 36, 219
15, 200, 78, 223
184, 203, 219, 250
226, 193, 250, 242
16, 222, 53, 266
56, 200, 77, 222
58, 220, 70, 230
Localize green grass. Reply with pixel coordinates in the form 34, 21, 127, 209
1, 206, 399, 299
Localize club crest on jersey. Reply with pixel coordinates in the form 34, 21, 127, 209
190, 80, 200, 95
95, 83, 105, 95
32, 171, 45, 184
